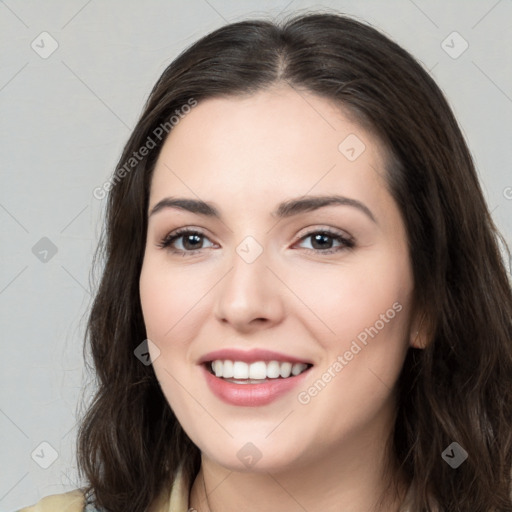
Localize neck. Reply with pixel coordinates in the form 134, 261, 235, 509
188, 414, 408, 512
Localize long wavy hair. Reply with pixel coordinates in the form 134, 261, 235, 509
77, 12, 512, 512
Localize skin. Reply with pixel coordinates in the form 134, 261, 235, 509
139, 84, 425, 512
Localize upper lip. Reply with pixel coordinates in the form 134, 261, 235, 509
198, 348, 313, 365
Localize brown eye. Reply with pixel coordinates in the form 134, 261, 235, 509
157, 229, 214, 254
296, 230, 354, 254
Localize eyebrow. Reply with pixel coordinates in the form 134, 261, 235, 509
148, 195, 376, 223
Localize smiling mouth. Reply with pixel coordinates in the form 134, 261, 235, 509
205, 360, 313, 382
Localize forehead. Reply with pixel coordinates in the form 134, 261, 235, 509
149, 85, 390, 215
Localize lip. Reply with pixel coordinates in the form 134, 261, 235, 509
201, 363, 312, 407
198, 348, 312, 365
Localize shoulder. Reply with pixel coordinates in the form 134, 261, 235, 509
16, 489, 87, 512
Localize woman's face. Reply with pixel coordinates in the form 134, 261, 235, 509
139, 85, 417, 473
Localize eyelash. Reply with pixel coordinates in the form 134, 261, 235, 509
156, 227, 355, 256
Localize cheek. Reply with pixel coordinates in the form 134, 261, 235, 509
290, 250, 412, 352
139, 255, 207, 342
292, 253, 412, 428
139, 257, 207, 419
139, 268, 172, 341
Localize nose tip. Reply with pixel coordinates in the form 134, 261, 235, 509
213, 246, 284, 331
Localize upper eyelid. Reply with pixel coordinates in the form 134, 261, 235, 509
294, 226, 352, 241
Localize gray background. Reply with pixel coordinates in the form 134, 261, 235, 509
0, 0, 511, 510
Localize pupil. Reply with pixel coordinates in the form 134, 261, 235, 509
312, 234, 332, 249
184, 234, 201, 250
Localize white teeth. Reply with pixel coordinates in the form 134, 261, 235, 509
249, 361, 267, 379
292, 363, 307, 376
212, 360, 223, 377
233, 361, 248, 379
266, 360, 281, 378
222, 359, 234, 378
209, 360, 310, 380
280, 362, 292, 378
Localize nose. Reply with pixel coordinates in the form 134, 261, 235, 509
213, 244, 285, 332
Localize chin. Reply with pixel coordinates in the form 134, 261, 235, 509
195, 435, 309, 474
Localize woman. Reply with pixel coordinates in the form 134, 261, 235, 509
19, 12, 512, 512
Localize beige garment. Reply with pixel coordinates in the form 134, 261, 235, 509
17, 464, 413, 512
16, 465, 189, 512
16, 489, 85, 512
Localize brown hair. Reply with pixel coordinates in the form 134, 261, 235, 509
77, 12, 512, 512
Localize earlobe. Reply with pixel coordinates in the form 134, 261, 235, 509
410, 314, 428, 349
411, 330, 425, 349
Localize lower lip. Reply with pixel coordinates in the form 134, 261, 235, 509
201, 364, 312, 407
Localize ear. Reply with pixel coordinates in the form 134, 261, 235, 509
409, 312, 429, 349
